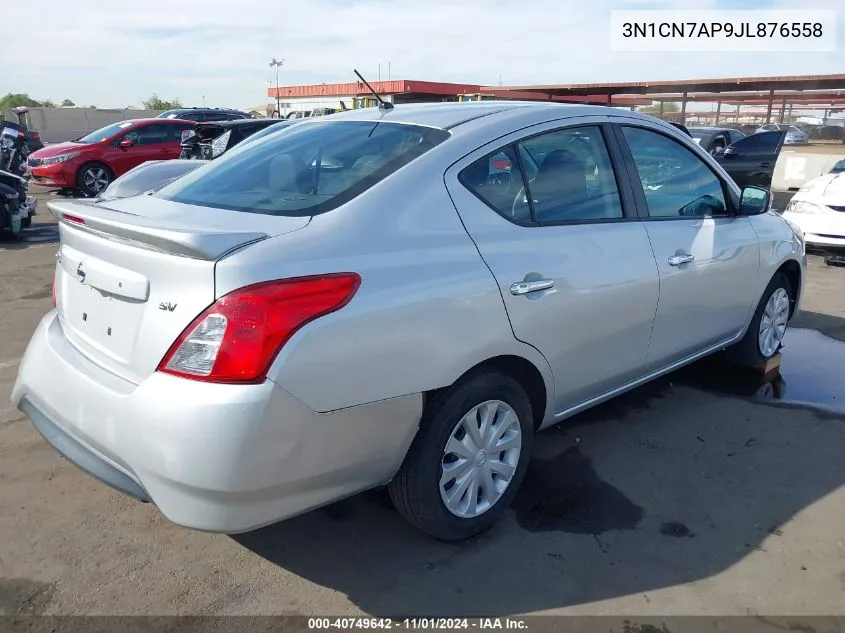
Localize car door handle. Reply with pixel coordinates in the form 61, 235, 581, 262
510, 279, 555, 295
668, 253, 695, 266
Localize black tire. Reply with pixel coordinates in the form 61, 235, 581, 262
75, 162, 113, 198
727, 272, 793, 367
388, 370, 534, 541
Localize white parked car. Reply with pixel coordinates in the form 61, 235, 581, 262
782, 169, 845, 262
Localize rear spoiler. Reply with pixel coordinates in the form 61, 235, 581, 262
48, 198, 269, 261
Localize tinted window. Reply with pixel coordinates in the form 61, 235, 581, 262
238, 122, 292, 148
830, 159, 845, 174
728, 130, 746, 144
78, 120, 137, 143
516, 126, 623, 223
460, 147, 529, 222
730, 131, 782, 154
202, 112, 231, 122
156, 121, 449, 216
622, 126, 727, 219
130, 124, 173, 145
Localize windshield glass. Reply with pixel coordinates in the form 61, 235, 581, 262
155, 121, 450, 216
238, 122, 293, 147
831, 159, 845, 173
689, 129, 716, 144
77, 121, 136, 143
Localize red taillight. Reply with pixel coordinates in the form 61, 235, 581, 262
157, 273, 361, 383
62, 214, 86, 225
491, 158, 511, 170
52, 277, 57, 308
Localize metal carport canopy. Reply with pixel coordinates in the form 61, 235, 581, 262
481, 74, 845, 97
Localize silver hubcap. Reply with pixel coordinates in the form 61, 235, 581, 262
83, 167, 109, 193
440, 400, 522, 519
758, 287, 790, 358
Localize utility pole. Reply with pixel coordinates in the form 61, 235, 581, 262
269, 57, 284, 117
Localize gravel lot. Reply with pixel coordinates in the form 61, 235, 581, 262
1, 191, 844, 617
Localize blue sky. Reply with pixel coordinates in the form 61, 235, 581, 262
5, 0, 843, 109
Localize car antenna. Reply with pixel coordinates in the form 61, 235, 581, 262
354, 69, 394, 111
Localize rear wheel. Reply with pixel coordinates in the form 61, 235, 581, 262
389, 371, 534, 541
727, 272, 793, 366
76, 163, 112, 197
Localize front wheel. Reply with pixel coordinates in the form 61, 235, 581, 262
76, 163, 112, 197
389, 371, 534, 541
727, 272, 793, 366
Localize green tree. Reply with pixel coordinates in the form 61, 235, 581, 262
61, 98, 76, 107
0, 93, 42, 109
142, 94, 182, 110
42, 99, 56, 108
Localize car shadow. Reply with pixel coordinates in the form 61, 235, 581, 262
234, 346, 845, 616
0, 221, 59, 251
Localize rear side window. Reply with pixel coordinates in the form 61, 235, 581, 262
459, 147, 529, 222
156, 121, 450, 216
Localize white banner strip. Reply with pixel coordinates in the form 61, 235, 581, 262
610, 10, 838, 52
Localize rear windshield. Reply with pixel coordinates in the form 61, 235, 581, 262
155, 121, 450, 216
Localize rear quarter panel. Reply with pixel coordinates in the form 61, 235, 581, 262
213, 152, 555, 415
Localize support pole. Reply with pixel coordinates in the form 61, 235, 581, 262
765, 89, 774, 123
680, 92, 687, 125
659, 101, 665, 119
715, 99, 721, 125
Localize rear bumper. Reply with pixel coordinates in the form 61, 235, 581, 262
12, 311, 422, 533
20, 397, 151, 502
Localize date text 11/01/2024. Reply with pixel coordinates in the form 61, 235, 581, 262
307, 618, 528, 630
621, 21, 823, 38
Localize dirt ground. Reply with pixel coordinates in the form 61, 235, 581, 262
0, 196, 844, 617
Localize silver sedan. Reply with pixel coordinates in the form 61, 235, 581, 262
13, 102, 806, 541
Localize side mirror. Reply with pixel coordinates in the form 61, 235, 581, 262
713, 146, 725, 156
739, 186, 771, 216
118, 139, 134, 149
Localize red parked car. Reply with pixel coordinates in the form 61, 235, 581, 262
27, 118, 196, 197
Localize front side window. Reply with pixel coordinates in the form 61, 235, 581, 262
622, 126, 728, 218
156, 121, 449, 216
729, 131, 783, 154
132, 124, 172, 145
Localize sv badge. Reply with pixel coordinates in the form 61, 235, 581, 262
158, 302, 177, 312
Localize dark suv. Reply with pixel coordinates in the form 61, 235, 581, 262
157, 108, 252, 122
180, 118, 291, 160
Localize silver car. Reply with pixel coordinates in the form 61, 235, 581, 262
757, 124, 809, 145
12, 103, 806, 541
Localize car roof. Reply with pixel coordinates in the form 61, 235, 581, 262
304, 101, 649, 131
688, 126, 731, 132
119, 118, 194, 125
163, 107, 247, 114
197, 118, 278, 128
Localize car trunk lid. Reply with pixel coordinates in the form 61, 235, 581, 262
50, 196, 311, 384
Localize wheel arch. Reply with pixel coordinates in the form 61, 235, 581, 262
425, 354, 550, 430
775, 258, 802, 317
